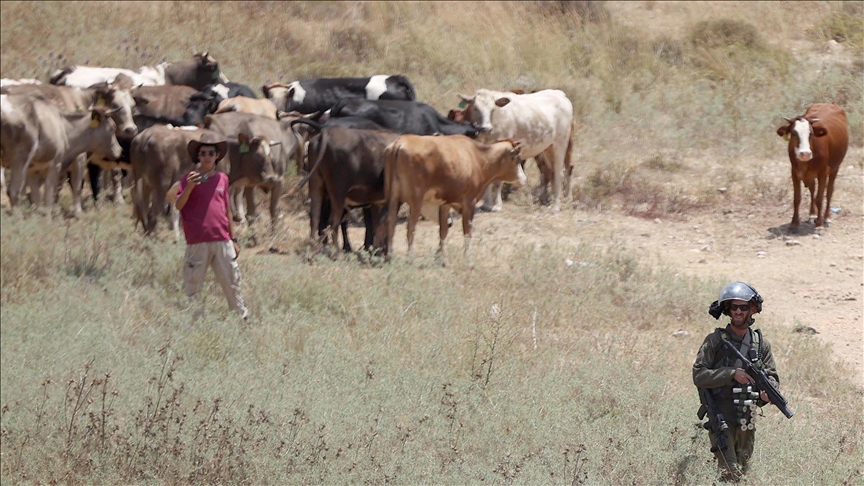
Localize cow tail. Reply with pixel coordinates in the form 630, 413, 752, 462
393, 75, 416, 101
282, 128, 328, 199
330, 97, 350, 117
288, 118, 324, 134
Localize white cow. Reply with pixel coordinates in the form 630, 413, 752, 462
0, 78, 42, 88
458, 89, 574, 212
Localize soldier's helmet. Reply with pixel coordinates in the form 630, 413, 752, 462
708, 281, 763, 319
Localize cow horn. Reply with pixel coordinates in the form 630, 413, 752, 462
783, 117, 794, 123
809, 118, 820, 123
458, 93, 474, 103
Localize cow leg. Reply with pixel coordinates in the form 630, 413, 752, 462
26, 171, 42, 207
232, 185, 247, 223
111, 169, 125, 205
244, 186, 258, 224
546, 145, 564, 212
328, 198, 347, 254
461, 204, 475, 267
804, 177, 817, 224
43, 161, 60, 209
68, 154, 86, 216
824, 171, 839, 227
340, 210, 352, 253
269, 181, 284, 232
813, 173, 828, 229
481, 182, 504, 212
437, 205, 450, 266
6, 165, 27, 210
309, 180, 324, 243
363, 206, 376, 252
406, 200, 422, 258
87, 164, 102, 203
132, 177, 146, 231
170, 203, 181, 243
789, 172, 802, 232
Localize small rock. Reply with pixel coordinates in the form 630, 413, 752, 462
698, 259, 707, 264
812, 234, 821, 239
672, 329, 689, 337
756, 251, 767, 258
654, 218, 662, 224
785, 240, 801, 246
718, 187, 727, 194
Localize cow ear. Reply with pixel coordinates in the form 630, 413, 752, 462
495, 97, 511, 108
812, 126, 828, 137
90, 109, 104, 128
261, 85, 270, 98
776, 125, 789, 138
458, 93, 474, 104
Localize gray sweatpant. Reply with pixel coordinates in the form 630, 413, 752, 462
183, 240, 248, 318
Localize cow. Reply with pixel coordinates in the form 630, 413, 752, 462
262, 74, 416, 114
201, 82, 257, 105
329, 98, 480, 138
457, 89, 574, 212
1, 78, 41, 88
378, 134, 527, 266
1, 82, 138, 137
130, 125, 230, 240
50, 52, 229, 91
776, 103, 849, 232
203, 112, 304, 228
448, 102, 573, 206
286, 118, 400, 254
1, 93, 122, 214
213, 96, 278, 120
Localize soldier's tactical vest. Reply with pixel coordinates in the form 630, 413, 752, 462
711, 327, 764, 398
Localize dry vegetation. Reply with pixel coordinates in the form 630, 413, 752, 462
1, 1, 863, 484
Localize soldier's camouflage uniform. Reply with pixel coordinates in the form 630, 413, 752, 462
693, 325, 779, 482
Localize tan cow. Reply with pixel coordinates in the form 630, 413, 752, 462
214, 96, 278, 120
379, 134, 527, 265
1, 93, 122, 214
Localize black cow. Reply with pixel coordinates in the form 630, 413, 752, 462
329, 98, 480, 138
263, 75, 416, 115
288, 119, 399, 253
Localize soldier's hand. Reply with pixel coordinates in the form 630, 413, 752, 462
760, 390, 771, 404
733, 368, 755, 384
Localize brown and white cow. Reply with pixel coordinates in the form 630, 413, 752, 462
457, 89, 573, 212
1, 93, 122, 214
378, 134, 526, 265
776, 103, 849, 232
50, 52, 229, 91
213, 96, 278, 120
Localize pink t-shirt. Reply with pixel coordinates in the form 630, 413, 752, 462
177, 171, 231, 245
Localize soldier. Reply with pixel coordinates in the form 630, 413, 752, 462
693, 282, 779, 482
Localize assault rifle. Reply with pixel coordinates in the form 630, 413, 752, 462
720, 337, 794, 419
697, 387, 728, 453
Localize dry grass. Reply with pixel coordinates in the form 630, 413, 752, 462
2, 1, 863, 484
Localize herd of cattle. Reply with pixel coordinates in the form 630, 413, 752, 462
0, 52, 850, 262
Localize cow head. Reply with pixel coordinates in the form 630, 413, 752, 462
195, 51, 229, 83
777, 116, 828, 162
92, 82, 138, 137
262, 83, 297, 112
182, 92, 219, 126
458, 90, 510, 136
87, 107, 123, 161
236, 133, 282, 185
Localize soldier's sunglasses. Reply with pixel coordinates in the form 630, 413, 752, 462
728, 303, 750, 312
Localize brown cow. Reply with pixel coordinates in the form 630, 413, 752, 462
776, 103, 848, 231
214, 96, 277, 120
379, 134, 526, 265
1, 93, 121, 214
